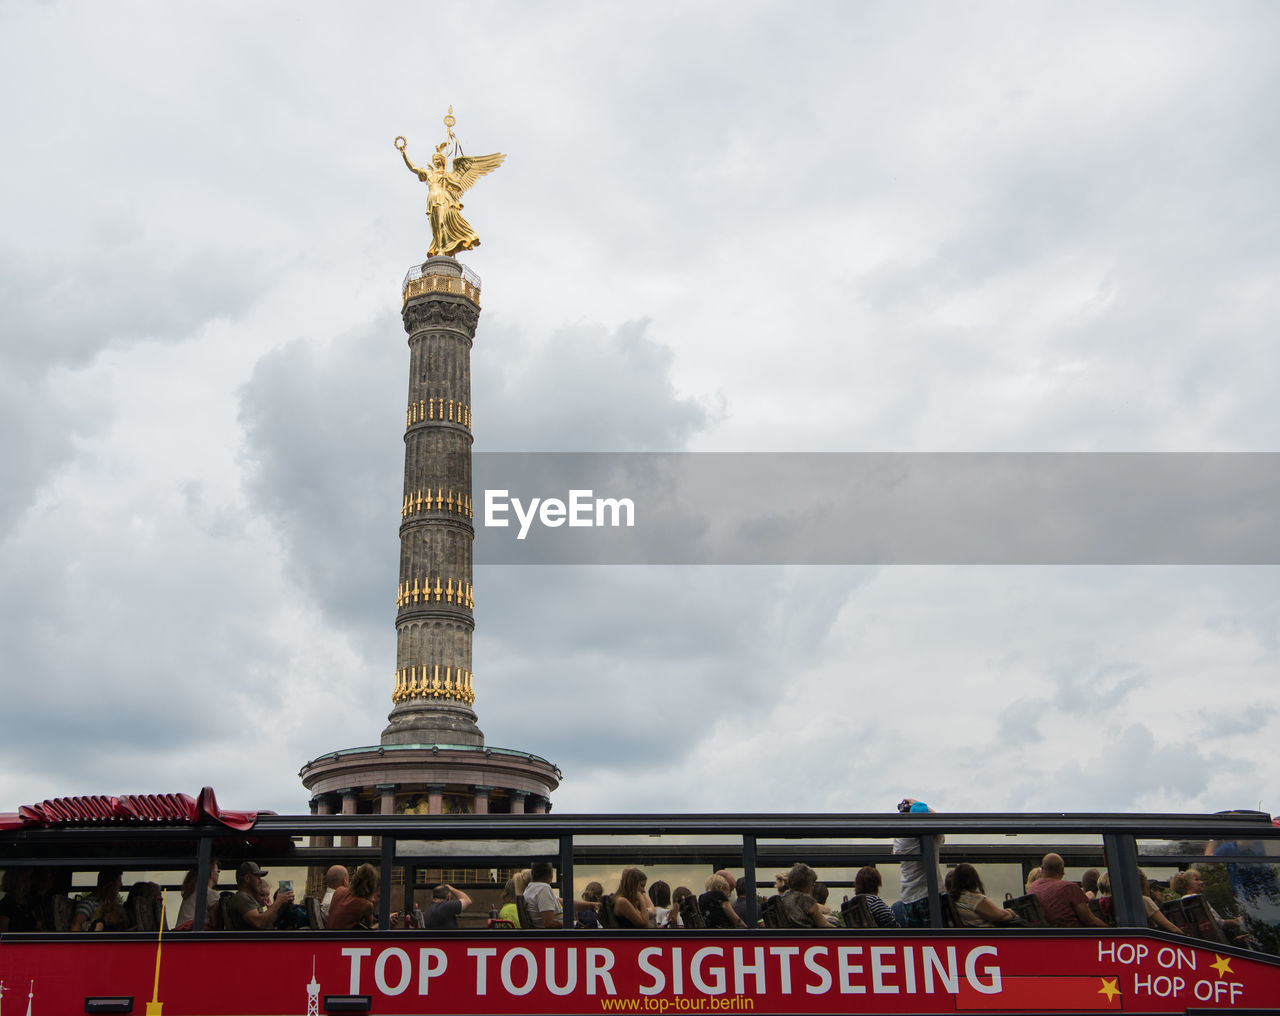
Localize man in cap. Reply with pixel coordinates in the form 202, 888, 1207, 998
892, 798, 944, 927
224, 861, 295, 931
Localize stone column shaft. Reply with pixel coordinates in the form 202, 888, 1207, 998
383, 256, 483, 748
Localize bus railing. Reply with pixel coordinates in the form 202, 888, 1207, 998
3, 810, 1276, 949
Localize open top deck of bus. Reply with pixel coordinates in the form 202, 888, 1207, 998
3, 805, 1279, 1014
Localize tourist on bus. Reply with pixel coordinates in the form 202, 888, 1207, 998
0, 867, 38, 932
649, 880, 676, 927
812, 882, 840, 927
126, 881, 165, 931
671, 886, 693, 928
424, 883, 472, 929
499, 870, 530, 927
524, 861, 563, 928
225, 861, 295, 931
85, 899, 132, 932
1028, 854, 1108, 928
778, 862, 831, 929
700, 872, 748, 928
853, 866, 900, 928
71, 868, 124, 932
176, 859, 221, 930
893, 799, 944, 927
327, 863, 377, 930
732, 878, 755, 925
612, 867, 656, 929
951, 863, 1018, 926
320, 865, 348, 926
24, 867, 59, 932
576, 881, 604, 929
1169, 868, 1245, 939
1095, 870, 1182, 934
1080, 868, 1101, 900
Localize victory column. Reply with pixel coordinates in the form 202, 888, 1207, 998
300, 110, 560, 838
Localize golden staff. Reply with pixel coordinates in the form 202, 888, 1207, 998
146, 889, 166, 1015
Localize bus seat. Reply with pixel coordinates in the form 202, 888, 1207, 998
938, 891, 960, 928
840, 895, 875, 929
680, 894, 706, 929
1175, 896, 1230, 945
1007, 893, 1048, 927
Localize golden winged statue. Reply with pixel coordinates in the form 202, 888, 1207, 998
396, 111, 505, 258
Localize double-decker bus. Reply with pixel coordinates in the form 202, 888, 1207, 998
2, 789, 1279, 1014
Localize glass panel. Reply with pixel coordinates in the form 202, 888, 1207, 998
1136, 830, 1280, 957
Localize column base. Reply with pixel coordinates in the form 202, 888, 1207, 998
380, 701, 484, 747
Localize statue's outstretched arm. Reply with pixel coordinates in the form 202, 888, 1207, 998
401, 149, 425, 176
395, 137, 427, 179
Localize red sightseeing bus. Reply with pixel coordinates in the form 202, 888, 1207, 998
2, 790, 1279, 1015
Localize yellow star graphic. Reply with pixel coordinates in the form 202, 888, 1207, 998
1211, 955, 1233, 977
1098, 977, 1121, 1003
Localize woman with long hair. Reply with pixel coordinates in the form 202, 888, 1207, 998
951, 863, 1017, 926
670, 886, 693, 929
501, 869, 532, 927
612, 867, 655, 929
498, 877, 520, 927
175, 859, 220, 930
649, 880, 674, 928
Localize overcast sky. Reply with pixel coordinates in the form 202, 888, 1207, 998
2, 1, 1277, 818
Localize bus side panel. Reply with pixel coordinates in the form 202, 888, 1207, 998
1, 932, 1278, 1015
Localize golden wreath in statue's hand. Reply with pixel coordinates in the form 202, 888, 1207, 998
394, 136, 407, 152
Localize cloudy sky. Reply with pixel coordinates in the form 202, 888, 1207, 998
2, 1, 1277, 819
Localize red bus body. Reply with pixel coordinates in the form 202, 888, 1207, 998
3, 801, 1278, 1014
4, 928, 1280, 1014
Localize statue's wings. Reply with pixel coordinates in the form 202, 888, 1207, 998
451, 152, 506, 193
